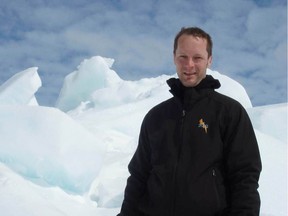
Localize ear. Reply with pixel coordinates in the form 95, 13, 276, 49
207, 55, 212, 68
173, 53, 177, 65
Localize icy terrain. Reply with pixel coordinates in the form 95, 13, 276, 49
0, 56, 287, 215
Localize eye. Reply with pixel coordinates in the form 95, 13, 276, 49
193, 56, 203, 62
178, 55, 188, 60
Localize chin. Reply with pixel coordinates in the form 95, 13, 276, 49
182, 81, 198, 87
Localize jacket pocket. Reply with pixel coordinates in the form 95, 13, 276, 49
185, 167, 227, 214
211, 168, 228, 212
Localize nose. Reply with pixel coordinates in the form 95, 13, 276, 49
187, 57, 195, 68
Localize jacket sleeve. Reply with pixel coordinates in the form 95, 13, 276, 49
118, 115, 152, 216
222, 103, 262, 215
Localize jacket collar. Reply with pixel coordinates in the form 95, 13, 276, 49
167, 75, 221, 110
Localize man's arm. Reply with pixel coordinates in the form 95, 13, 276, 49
223, 104, 262, 215
118, 117, 152, 216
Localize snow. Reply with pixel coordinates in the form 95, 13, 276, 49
0, 56, 287, 215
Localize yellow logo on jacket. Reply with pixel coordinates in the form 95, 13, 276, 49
198, 118, 208, 133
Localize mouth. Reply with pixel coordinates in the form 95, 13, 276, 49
183, 71, 197, 76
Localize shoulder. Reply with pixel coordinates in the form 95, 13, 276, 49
142, 97, 179, 127
146, 97, 177, 118
149, 97, 175, 112
210, 91, 246, 112
211, 92, 255, 140
209, 91, 251, 127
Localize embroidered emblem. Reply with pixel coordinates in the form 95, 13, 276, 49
198, 118, 208, 133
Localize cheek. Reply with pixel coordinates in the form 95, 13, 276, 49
174, 60, 183, 69
177, 60, 188, 69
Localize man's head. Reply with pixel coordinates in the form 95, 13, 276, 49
173, 27, 213, 87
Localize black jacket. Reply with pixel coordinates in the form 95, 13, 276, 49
118, 75, 262, 216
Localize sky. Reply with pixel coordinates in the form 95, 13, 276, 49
0, 57, 287, 215
0, 0, 287, 107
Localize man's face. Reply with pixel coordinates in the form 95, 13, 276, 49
174, 34, 212, 87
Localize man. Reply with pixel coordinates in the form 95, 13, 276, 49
118, 27, 262, 216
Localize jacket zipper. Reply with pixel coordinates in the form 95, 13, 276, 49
171, 109, 186, 216
212, 168, 221, 209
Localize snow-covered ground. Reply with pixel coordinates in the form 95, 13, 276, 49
0, 56, 287, 216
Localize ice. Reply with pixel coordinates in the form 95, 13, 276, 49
0, 55, 286, 215
0, 105, 105, 194
0, 67, 41, 106
56, 56, 252, 113
56, 56, 122, 112
248, 103, 287, 143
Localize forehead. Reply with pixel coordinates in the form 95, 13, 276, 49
176, 35, 208, 53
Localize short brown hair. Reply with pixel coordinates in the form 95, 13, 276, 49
173, 27, 213, 57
